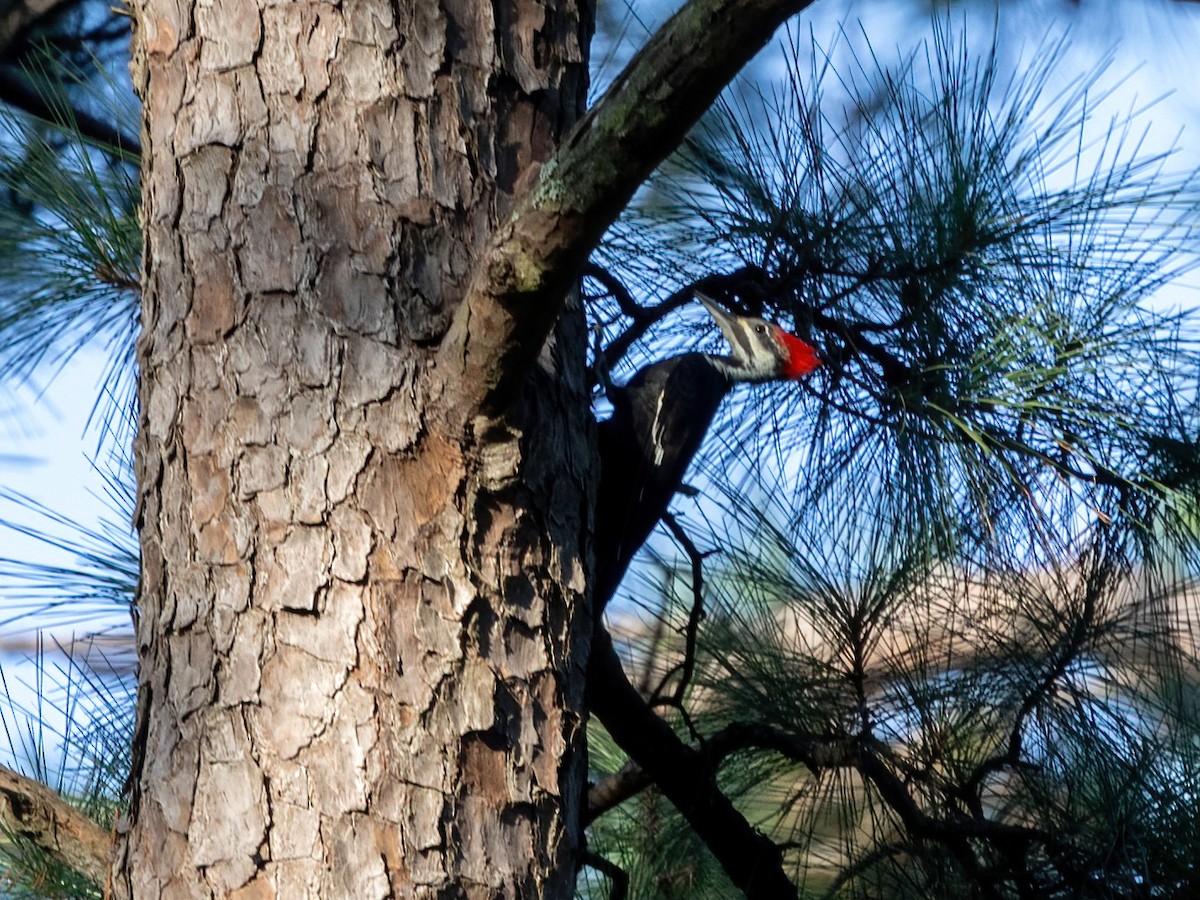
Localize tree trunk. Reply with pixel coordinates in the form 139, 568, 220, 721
113, 0, 594, 896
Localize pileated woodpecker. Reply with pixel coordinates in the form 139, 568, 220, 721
592, 292, 822, 614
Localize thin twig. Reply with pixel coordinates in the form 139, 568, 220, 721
580, 850, 629, 900
649, 512, 712, 708
587, 265, 773, 388
585, 262, 651, 322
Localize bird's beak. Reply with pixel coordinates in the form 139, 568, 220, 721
694, 292, 741, 349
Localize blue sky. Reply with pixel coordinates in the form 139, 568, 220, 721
3, 0, 1200, 626
2, 0, 1200, 769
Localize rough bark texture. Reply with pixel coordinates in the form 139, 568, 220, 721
441, 0, 816, 418
114, 0, 593, 896
0, 763, 111, 887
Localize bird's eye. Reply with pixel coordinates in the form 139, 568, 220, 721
754, 324, 767, 334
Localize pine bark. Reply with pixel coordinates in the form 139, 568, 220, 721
114, 1, 593, 896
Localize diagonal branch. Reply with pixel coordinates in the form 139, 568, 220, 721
0, 762, 111, 888
587, 628, 798, 899
439, 0, 816, 420
586, 720, 857, 826
0, 70, 142, 158
580, 849, 630, 900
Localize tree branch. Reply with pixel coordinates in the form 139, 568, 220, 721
0, 762, 111, 888
0, 0, 75, 53
584, 262, 651, 323
580, 849, 629, 900
587, 760, 650, 825
0, 0, 140, 160
439, 0, 816, 419
648, 512, 712, 708
586, 717, 858, 825
587, 628, 799, 899
588, 266, 773, 389
0, 69, 141, 158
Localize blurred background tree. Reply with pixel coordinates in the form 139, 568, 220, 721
3, 0, 1200, 897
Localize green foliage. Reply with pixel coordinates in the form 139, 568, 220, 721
583, 722, 738, 899
1, 6, 1199, 899
587, 20, 1200, 899
607, 22, 1200, 558
0, 454, 136, 893
0, 48, 139, 896
0, 832, 103, 900
0, 631, 132, 898
0, 53, 141, 435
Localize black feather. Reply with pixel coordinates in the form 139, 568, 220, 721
593, 353, 732, 616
